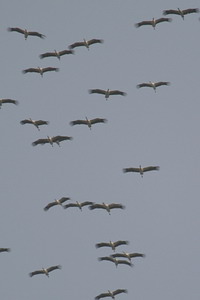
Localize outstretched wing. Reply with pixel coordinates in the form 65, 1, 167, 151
88, 39, 104, 45
95, 292, 110, 300
143, 166, 160, 172
130, 253, 145, 258
137, 83, 152, 88
70, 120, 88, 126
80, 201, 94, 207
32, 138, 49, 146
95, 242, 110, 248
59, 197, 70, 203
89, 203, 105, 210
108, 203, 125, 210
1, 99, 18, 105
155, 17, 172, 24
68, 41, 85, 49
8, 27, 25, 34
155, 81, 170, 87
123, 167, 140, 173
22, 68, 40, 74
29, 269, 44, 277
135, 20, 153, 27
90, 118, 107, 125
42, 67, 59, 73
28, 31, 45, 38
113, 289, 128, 296
47, 265, 61, 273
52, 135, 72, 142
40, 52, 56, 59
182, 8, 199, 15
163, 9, 181, 16
114, 240, 129, 247
109, 90, 126, 96
89, 89, 106, 95
0, 248, 10, 252
44, 202, 58, 211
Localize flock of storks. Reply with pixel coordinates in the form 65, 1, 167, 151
2, 6, 199, 300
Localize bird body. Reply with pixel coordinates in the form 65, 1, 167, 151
32, 135, 73, 147
0, 99, 18, 108
69, 38, 103, 50
29, 265, 61, 277
95, 289, 128, 300
40, 49, 74, 59
64, 201, 94, 210
44, 197, 71, 211
22, 67, 59, 77
135, 17, 172, 29
96, 240, 129, 251
70, 117, 107, 129
163, 8, 199, 19
123, 165, 160, 177
89, 203, 125, 214
137, 81, 170, 92
20, 119, 49, 130
89, 89, 126, 99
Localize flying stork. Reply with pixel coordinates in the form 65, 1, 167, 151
32, 135, 73, 147
22, 67, 59, 77
69, 39, 103, 50
111, 252, 145, 261
0, 99, 18, 108
64, 201, 94, 211
163, 8, 199, 19
8, 27, 45, 39
98, 256, 133, 267
40, 49, 74, 60
95, 289, 128, 300
89, 203, 125, 215
135, 17, 172, 29
95, 240, 129, 251
89, 89, 127, 99
123, 165, 160, 177
20, 119, 49, 131
29, 265, 61, 277
44, 197, 71, 211
70, 117, 107, 129
137, 81, 170, 92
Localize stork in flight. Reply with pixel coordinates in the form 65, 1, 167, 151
22, 67, 59, 77
95, 289, 128, 300
0, 99, 18, 108
64, 201, 94, 211
163, 8, 199, 19
111, 252, 145, 262
29, 265, 61, 277
89, 89, 127, 99
8, 27, 45, 39
123, 165, 160, 177
95, 240, 129, 251
20, 119, 49, 131
70, 117, 107, 129
89, 203, 125, 215
44, 197, 71, 211
69, 38, 103, 50
32, 135, 73, 147
40, 49, 74, 60
137, 81, 170, 92
98, 256, 133, 267
135, 17, 172, 29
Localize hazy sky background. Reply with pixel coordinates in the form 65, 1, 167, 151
1, 0, 200, 299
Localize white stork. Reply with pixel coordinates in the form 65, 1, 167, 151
137, 81, 170, 92
22, 67, 59, 77
69, 39, 103, 50
29, 265, 61, 277
70, 117, 107, 129
8, 27, 45, 39
40, 49, 74, 60
123, 165, 160, 177
89, 203, 125, 215
135, 17, 172, 29
95, 240, 129, 251
32, 135, 73, 147
20, 119, 49, 131
89, 89, 127, 99
44, 197, 71, 211
95, 289, 128, 300
163, 8, 199, 19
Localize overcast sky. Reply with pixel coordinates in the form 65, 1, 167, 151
1, 0, 200, 299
